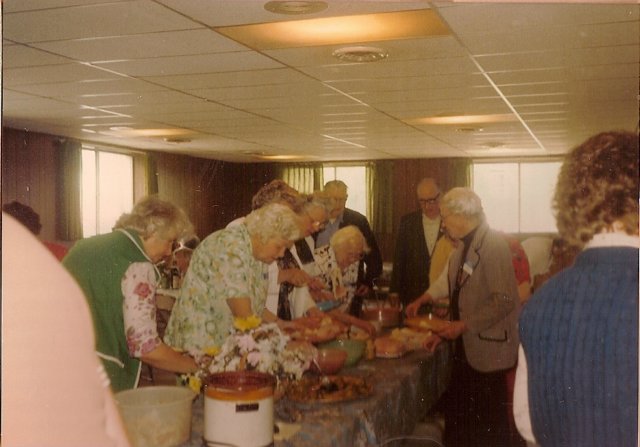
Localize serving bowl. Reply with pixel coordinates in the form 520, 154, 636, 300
312, 348, 348, 374
361, 306, 401, 328
319, 339, 366, 367
115, 385, 196, 447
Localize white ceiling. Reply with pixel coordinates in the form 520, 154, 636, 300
2, 0, 638, 162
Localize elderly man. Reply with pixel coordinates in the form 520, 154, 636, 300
390, 178, 446, 308
422, 187, 520, 447
314, 180, 382, 301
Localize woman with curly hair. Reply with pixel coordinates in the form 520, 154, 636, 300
63, 196, 199, 391
516, 131, 639, 447
165, 203, 302, 352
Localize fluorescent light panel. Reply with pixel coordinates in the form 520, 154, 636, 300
215, 9, 450, 50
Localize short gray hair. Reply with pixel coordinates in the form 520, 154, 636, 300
330, 225, 370, 254
302, 192, 334, 215
324, 180, 347, 193
245, 203, 301, 244
114, 195, 193, 240
441, 187, 484, 220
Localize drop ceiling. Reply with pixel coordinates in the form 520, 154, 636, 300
2, 0, 638, 162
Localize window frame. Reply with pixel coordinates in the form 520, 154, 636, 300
80, 145, 135, 237
472, 156, 563, 235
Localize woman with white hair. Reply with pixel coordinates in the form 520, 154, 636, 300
165, 202, 302, 352
311, 225, 376, 335
63, 195, 198, 391
423, 187, 520, 447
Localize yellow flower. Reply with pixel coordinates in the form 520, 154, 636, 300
188, 375, 202, 394
204, 346, 220, 356
233, 314, 262, 331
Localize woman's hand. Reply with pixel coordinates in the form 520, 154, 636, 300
310, 288, 334, 302
422, 333, 443, 353
306, 276, 326, 291
405, 293, 432, 318
435, 320, 466, 340
279, 268, 313, 287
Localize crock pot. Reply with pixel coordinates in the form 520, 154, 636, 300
204, 371, 275, 447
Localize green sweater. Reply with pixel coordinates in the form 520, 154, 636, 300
63, 229, 151, 392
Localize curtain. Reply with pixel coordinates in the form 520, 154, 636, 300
367, 161, 394, 235
145, 153, 159, 196
277, 163, 324, 193
56, 139, 82, 241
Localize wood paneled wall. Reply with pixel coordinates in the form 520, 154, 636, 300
372, 158, 470, 260
152, 152, 277, 238
1, 128, 61, 241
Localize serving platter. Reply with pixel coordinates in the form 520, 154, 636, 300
286, 375, 373, 404
284, 316, 347, 343
404, 316, 450, 333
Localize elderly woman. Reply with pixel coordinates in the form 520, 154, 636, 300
311, 225, 376, 335
63, 196, 198, 392
268, 192, 333, 319
417, 187, 520, 447
516, 131, 638, 447
165, 202, 301, 352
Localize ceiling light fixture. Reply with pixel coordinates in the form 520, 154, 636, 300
333, 46, 388, 63
216, 9, 450, 50
264, 1, 328, 15
407, 114, 517, 125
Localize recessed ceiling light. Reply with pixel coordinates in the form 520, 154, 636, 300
216, 9, 450, 50
105, 128, 192, 137
407, 114, 517, 125
333, 46, 388, 63
264, 1, 328, 15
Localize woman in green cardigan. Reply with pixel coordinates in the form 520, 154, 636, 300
63, 196, 198, 392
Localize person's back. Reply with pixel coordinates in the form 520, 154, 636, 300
518, 131, 639, 447
520, 246, 638, 446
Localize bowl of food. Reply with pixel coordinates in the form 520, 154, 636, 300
319, 339, 366, 367
361, 306, 401, 328
115, 386, 196, 447
312, 348, 348, 374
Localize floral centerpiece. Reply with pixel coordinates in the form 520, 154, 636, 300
183, 316, 316, 394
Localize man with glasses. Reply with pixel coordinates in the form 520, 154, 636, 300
390, 177, 445, 309
315, 180, 382, 306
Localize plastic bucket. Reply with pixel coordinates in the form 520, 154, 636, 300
115, 385, 196, 447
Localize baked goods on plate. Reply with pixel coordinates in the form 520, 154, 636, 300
374, 336, 406, 358
404, 316, 450, 333
285, 316, 347, 343
389, 327, 431, 351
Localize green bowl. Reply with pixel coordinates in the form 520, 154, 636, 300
319, 339, 366, 367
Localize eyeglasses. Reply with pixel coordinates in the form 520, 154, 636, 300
418, 193, 440, 205
311, 220, 328, 229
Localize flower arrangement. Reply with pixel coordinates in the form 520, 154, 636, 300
183, 316, 316, 394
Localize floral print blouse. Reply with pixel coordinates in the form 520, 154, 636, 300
164, 224, 268, 352
313, 245, 359, 311
122, 262, 161, 357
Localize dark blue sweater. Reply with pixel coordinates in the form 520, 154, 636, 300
520, 246, 638, 447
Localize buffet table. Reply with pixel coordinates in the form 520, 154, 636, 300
181, 343, 451, 447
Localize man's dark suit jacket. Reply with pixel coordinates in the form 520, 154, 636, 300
390, 210, 442, 307
315, 208, 383, 289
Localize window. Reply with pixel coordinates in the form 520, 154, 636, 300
81, 147, 134, 237
323, 165, 368, 218
472, 161, 561, 233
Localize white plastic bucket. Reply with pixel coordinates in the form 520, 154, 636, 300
115, 385, 195, 447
